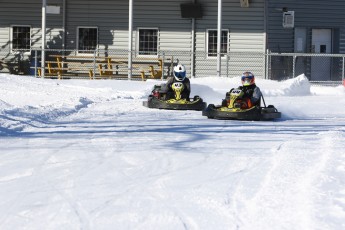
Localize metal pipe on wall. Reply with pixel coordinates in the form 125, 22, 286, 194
128, 0, 133, 79
62, 0, 66, 50
216, 0, 222, 77
41, 0, 46, 78
264, 0, 268, 79
191, 17, 195, 78
190, 0, 196, 78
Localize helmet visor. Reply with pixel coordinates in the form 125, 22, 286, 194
243, 78, 252, 86
174, 71, 186, 79
241, 75, 253, 82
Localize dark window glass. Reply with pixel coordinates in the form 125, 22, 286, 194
12, 26, 31, 51
78, 27, 98, 53
208, 30, 228, 57
139, 29, 158, 55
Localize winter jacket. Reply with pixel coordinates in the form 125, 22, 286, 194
166, 76, 191, 100
239, 84, 262, 106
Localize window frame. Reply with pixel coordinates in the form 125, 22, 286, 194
206, 29, 229, 58
136, 28, 159, 57
76, 26, 99, 55
10, 25, 31, 53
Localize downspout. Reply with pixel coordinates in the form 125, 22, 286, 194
128, 0, 133, 79
216, 0, 222, 77
41, 0, 46, 78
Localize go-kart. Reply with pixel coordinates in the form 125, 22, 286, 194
202, 88, 281, 120
143, 82, 207, 111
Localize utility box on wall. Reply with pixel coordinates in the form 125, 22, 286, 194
240, 0, 249, 8
283, 11, 294, 28
47, 5, 60, 14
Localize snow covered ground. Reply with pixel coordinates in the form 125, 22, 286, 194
0, 73, 345, 230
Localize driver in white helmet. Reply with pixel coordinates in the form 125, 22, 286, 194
166, 64, 191, 100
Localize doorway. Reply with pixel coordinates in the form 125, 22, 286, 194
311, 29, 332, 81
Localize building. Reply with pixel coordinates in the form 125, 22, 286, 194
1, 0, 344, 81
0, 0, 266, 78
267, 0, 345, 81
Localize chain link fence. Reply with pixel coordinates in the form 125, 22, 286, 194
268, 52, 345, 85
1, 48, 344, 85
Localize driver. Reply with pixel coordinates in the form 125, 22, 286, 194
223, 71, 262, 108
166, 64, 191, 100
239, 71, 262, 107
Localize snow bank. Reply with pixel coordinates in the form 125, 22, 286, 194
190, 74, 313, 98
260, 74, 311, 96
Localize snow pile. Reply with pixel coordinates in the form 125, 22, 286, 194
260, 74, 311, 96
190, 74, 313, 104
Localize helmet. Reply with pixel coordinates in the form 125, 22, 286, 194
241, 71, 255, 86
173, 64, 186, 81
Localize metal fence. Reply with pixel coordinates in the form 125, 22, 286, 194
268, 52, 345, 85
1, 48, 344, 84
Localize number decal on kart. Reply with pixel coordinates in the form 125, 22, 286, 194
172, 82, 184, 100
173, 82, 183, 89
231, 89, 242, 95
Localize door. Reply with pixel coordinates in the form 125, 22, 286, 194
311, 29, 332, 81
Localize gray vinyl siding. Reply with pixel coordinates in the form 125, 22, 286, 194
0, 0, 37, 53
1, 0, 266, 77
195, 0, 266, 77
0, 0, 63, 74
0, 0, 63, 50
65, 0, 193, 51
65, 0, 195, 75
267, 0, 345, 53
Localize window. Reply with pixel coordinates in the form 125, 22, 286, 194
138, 29, 158, 55
207, 30, 228, 57
12, 26, 31, 51
77, 27, 98, 53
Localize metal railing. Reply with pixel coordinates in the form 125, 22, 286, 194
267, 52, 345, 84
1, 48, 344, 85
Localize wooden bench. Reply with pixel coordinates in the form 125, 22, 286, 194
38, 55, 172, 80
139, 58, 164, 80
95, 57, 127, 79
96, 57, 173, 80
39, 62, 95, 79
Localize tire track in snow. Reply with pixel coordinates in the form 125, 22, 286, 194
0, 140, 93, 230
231, 130, 343, 230
0, 97, 94, 135
312, 130, 345, 229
